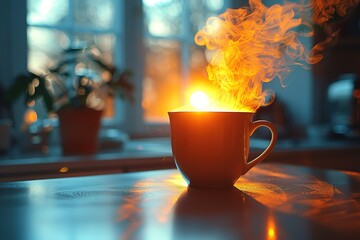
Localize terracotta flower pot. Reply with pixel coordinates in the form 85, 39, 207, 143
58, 107, 102, 155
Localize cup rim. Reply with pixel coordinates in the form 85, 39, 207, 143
168, 110, 254, 114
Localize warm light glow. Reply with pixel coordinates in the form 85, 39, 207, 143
59, 167, 69, 173
164, 173, 188, 187
117, 173, 186, 239
190, 91, 209, 110
235, 164, 336, 215
24, 109, 38, 125
267, 211, 277, 239
268, 228, 275, 239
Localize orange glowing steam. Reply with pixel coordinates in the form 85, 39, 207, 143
312, 0, 359, 25
195, 0, 359, 112
309, 0, 359, 63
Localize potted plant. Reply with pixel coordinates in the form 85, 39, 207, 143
6, 45, 133, 155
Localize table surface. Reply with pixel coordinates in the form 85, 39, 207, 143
1, 163, 360, 240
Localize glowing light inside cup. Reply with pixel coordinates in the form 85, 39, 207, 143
190, 91, 209, 110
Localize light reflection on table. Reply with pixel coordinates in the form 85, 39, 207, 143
0, 163, 359, 240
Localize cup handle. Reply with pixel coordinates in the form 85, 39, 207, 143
244, 120, 278, 174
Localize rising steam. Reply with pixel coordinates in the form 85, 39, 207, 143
195, 0, 359, 112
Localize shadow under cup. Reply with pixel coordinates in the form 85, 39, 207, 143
168, 111, 277, 188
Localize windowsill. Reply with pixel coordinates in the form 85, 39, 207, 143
1, 136, 360, 182
0, 137, 174, 182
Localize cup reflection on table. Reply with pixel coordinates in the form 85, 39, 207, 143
168, 111, 277, 188
172, 187, 269, 239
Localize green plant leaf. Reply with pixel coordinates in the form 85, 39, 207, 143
5, 73, 33, 103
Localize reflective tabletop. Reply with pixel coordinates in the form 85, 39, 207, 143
1, 163, 359, 240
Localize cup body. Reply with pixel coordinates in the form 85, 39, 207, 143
168, 111, 277, 188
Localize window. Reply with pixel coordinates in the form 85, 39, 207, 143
142, 0, 230, 122
24, 0, 230, 135
27, 0, 123, 121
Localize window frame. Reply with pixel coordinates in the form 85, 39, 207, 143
0, 0, 28, 133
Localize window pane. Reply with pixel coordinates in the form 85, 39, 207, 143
27, 0, 69, 25
73, 33, 116, 64
189, 0, 226, 36
188, 46, 211, 88
143, 39, 182, 122
74, 0, 115, 29
143, 0, 183, 37
27, 27, 69, 73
